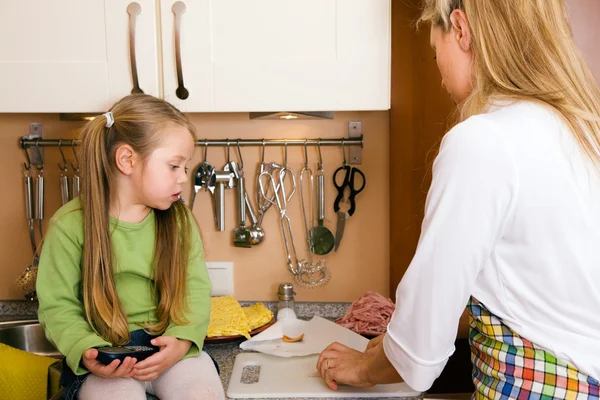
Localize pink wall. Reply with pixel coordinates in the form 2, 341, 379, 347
0, 112, 390, 301
568, 0, 600, 82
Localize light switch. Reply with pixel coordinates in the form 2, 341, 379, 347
206, 262, 234, 296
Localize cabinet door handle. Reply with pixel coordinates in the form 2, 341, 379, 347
127, 2, 144, 94
172, 1, 189, 100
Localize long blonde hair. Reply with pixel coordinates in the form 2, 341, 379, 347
79, 94, 197, 345
420, 0, 600, 165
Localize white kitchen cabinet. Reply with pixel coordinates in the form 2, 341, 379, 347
209, 0, 391, 112
160, 0, 391, 112
0, 0, 159, 113
0, 0, 390, 113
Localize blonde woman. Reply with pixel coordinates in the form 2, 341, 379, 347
317, 0, 600, 398
37, 94, 224, 400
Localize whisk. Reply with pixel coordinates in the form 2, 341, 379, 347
15, 265, 38, 301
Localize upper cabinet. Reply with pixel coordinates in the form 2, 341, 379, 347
0, 0, 390, 113
0, 0, 159, 113
210, 0, 391, 112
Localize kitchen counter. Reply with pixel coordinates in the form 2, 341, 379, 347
0, 314, 37, 323
0, 300, 422, 400
205, 341, 421, 400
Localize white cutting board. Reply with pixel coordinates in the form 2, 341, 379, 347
227, 352, 420, 398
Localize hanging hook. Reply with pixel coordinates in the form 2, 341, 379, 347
70, 141, 80, 171
203, 139, 208, 162
317, 139, 323, 169
226, 139, 231, 163
261, 139, 266, 163
341, 138, 347, 166
236, 139, 244, 169
23, 145, 32, 172
34, 140, 44, 171
58, 140, 69, 171
284, 140, 288, 168
303, 139, 309, 168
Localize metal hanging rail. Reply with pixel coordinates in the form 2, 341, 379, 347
20, 136, 363, 148
20, 121, 365, 165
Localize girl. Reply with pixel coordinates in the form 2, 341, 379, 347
317, 0, 600, 399
37, 94, 225, 400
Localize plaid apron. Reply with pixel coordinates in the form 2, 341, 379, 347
468, 297, 599, 399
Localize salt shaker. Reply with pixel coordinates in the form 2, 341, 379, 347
276, 282, 297, 320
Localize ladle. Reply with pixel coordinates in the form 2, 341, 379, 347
245, 193, 265, 245
232, 142, 252, 248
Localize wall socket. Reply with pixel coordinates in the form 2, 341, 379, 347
206, 262, 234, 296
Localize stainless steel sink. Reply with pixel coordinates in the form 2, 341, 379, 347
0, 319, 63, 358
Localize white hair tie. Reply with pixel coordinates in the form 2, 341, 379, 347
103, 112, 114, 128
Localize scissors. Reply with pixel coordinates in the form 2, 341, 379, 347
332, 163, 366, 251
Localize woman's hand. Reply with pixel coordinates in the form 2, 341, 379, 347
316, 342, 376, 390
317, 337, 402, 390
366, 334, 385, 351
81, 348, 137, 379
133, 336, 192, 381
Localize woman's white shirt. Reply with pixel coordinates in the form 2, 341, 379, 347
383, 100, 600, 391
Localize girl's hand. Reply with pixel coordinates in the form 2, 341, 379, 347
133, 336, 192, 381
81, 348, 137, 379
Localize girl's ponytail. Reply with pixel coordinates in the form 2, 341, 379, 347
80, 113, 129, 345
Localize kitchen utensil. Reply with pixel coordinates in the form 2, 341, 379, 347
299, 142, 315, 255
127, 2, 144, 94
255, 140, 280, 224
333, 167, 366, 217
172, 1, 189, 100
33, 143, 45, 240
71, 142, 80, 199
214, 141, 238, 230
333, 147, 366, 251
296, 142, 330, 288
231, 156, 252, 248
223, 141, 236, 189
35, 167, 44, 239
296, 260, 331, 289
58, 141, 69, 206
59, 166, 69, 205
189, 142, 215, 210
245, 193, 265, 245
228, 352, 419, 398
19, 156, 39, 300
190, 164, 204, 210
213, 170, 234, 231
309, 142, 334, 255
15, 266, 38, 301
259, 149, 304, 275
23, 166, 37, 263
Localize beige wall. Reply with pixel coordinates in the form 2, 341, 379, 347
0, 112, 389, 301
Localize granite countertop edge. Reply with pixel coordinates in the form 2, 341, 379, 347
0, 300, 351, 322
